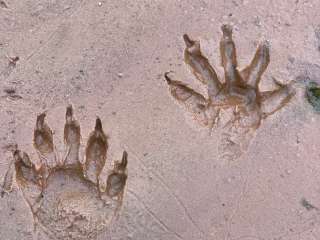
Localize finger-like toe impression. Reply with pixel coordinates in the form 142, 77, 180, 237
167, 79, 194, 101
165, 74, 210, 126
106, 151, 128, 199
63, 105, 81, 166
14, 149, 43, 209
256, 41, 270, 68
14, 150, 39, 185
1, 146, 17, 197
220, 24, 241, 88
34, 112, 56, 168
83, 117, 108, 184
244, 40, 270, 88
260, 83, 296, 117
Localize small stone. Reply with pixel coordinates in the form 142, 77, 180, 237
117, 72, 123, 78
98, 2, 102, 6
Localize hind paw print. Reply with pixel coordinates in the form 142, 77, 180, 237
1, 105, 128, 240
165, 24, 295, 159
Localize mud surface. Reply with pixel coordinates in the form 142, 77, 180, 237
1, 1, 320, 239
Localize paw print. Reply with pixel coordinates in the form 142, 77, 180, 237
1, 105, 128, 240
165, 24, 295, 159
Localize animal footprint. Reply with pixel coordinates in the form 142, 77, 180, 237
165, 24, 295, 160
1, 105, 128, 240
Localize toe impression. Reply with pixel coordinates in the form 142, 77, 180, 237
106, 151, 128, 200
83, 117, 108, 185
63, 105, 81, 166
33, 112, 57, 169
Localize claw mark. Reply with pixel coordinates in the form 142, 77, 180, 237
1, 106, 127, 240
165, 24, 295, 160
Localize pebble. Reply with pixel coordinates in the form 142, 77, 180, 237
98, 2, 102, 6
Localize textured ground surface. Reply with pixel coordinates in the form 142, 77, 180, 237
1, 0, 320, 239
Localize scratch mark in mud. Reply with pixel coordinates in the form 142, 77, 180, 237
0, 56, 19, 81
232, 235, 263, 240
123, 143, 209, 240
225, 169, 250, 240
128, 189, 184, 240
25, 0, 87, 63
273, 211, 320, 239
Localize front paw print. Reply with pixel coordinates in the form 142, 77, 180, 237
165, 24, 295, 160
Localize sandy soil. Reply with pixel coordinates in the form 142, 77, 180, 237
1, 0, 320, 239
